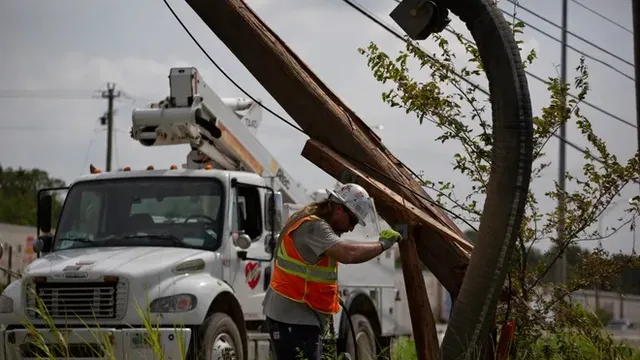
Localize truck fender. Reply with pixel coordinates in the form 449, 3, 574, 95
337, 290, 381, 351
0, 279, 25, 326
150, 273, 240, 326
165, 275, 248, 359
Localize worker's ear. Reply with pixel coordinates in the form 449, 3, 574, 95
335, 205, 349, 218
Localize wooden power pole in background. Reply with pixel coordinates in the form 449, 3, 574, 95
100, 83, 121, 172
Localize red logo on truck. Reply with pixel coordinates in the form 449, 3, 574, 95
245, 262, 261, 290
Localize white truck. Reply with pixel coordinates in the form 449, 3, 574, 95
0, 67, 410, 359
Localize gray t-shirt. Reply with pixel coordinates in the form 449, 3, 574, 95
262, 218, 341, 329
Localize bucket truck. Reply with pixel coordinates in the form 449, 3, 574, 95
0, 67, 409, 360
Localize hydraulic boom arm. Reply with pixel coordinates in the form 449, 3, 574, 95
130, 67, 310, 205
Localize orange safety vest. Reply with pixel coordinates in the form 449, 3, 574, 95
268, 214, 340, 314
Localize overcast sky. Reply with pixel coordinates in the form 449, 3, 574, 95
0, 0, 636, 253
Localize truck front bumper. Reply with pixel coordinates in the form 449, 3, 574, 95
1, 326, 191, 360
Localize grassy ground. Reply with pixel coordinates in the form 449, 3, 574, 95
8, 292, 640, 359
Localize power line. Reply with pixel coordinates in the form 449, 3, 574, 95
508, 0, 634, 66
164, 0, 640, 237
383, 0, 636, 128
161, 0, 482, 231
0, 93, 100, 100
0, 125, 73, 131
370, 0, 636, 130
502, 2, 634, 82
570, 0, 634, 34
521, 62, 635, 129
0, 126, 131, 133
163, 0, 640, 210
164, 0, 630, 173
0, 88, 146, 104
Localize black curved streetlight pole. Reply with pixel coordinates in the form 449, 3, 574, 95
390, 1, 534, 359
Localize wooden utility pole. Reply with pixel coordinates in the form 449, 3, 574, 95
184, 1, 472, 358
100, 83, 121, 172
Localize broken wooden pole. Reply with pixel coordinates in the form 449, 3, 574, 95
303, 139, 451, 358
185, 0, 464, 236
185, 0, 472, 292
184, 2, 474, 358
301, 139, 471, 295
397, 224, 440, 360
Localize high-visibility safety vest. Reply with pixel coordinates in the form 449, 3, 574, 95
268, 214, 340, 314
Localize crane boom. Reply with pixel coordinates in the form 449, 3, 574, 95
130, 67, 310, 205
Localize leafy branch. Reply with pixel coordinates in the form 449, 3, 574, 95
358, 10, 640, 356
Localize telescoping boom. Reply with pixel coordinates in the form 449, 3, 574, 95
130, 67, 310, 205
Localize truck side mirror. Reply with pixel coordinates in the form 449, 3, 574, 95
33, 235, 53, 254
234, 233, 252, 250
265, 191, 283, 233
38, 194, 53, 234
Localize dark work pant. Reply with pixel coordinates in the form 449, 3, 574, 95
266, 317, 322, 360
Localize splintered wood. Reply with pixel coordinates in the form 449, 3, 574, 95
302, 140, 472, 360
303, 141, 472, 253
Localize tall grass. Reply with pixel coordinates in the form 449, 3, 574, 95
9, 290, 640, 360
10, 290, 420, 359
14, 289, 189, 360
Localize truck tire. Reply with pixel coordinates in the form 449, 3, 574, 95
201, 312, 245, 360
345, 314, 376, 360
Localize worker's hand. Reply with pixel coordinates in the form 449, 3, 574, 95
378, 228, 403, 250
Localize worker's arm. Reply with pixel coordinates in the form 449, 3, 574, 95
325, 228, 403, 264
324, 241, 384, 264
295, 219, 380, 264
300, 220, 402, 264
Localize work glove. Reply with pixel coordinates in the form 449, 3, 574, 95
378, 228, 403, 251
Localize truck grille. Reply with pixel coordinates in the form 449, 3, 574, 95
25, 280, 128, 320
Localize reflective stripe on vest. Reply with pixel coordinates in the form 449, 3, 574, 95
275, 243, 338, 283
269, 214, 340, 314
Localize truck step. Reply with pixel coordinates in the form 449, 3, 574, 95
247, 331, 272, 360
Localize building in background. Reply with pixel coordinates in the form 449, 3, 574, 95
0, 223, 37, 283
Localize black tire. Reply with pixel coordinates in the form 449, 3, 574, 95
200, 312, 245, 360
345, 314, 377, 360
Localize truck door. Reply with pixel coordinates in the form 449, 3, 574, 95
229, 184, 271, 320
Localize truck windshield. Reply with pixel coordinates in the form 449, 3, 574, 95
53, 177, 225, 252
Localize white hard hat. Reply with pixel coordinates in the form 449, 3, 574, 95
326, 183, 371, 226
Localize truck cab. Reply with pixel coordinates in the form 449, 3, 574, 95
0, 167, 283, 359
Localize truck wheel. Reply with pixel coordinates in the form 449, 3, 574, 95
201, 312, 244, 360
345, 314, 377, 360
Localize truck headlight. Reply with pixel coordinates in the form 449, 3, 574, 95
0, 295, 13, 313
149, 294, 197, 313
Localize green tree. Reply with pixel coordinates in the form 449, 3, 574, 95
359, 13, 640, 358
0, 165, 66, 227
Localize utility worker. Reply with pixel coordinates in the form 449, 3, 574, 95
263, 183, 403, 360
